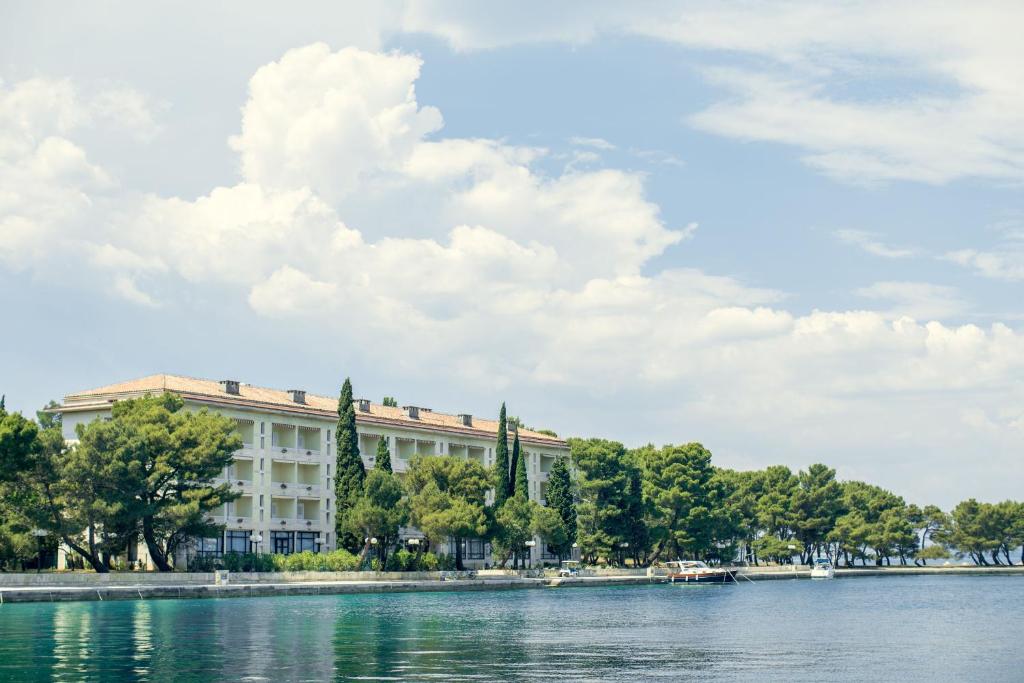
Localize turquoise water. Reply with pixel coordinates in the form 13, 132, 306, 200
0, 576, 1021, 681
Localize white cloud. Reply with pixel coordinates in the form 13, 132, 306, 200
569, 136, 615, 150
2, 41, 1023, 504
228, 43, 443, 201
403, 2, 1024, 185
835, 229, 918, 259
944, 248, 1024, 282
855, 281, 966, 321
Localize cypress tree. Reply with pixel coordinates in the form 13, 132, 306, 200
376, 436, 392, 473
508, 428, 520, 498
512, 431, 528, 499
335, 378, 365, 548
546, 456, 576, 546
494, 403, 510, 507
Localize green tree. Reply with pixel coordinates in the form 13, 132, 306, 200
513, 431, 528, 500
346, 468, 407, 569
915, 544, 951, 563
532, 505, 569, 562
493, 403, 510, 508
640, 443, 717, 563
718, 468, 762, 564
544, 456, 576, 549
335, 378, 365, 550
621, 459, 650, 565
382, 397, 398, 407
75, 393, 242, 571
572, 438, 631, 565
492, 495, 536, 568
0, 406, 118, 572
755, 465, 799, 543
792, 464, 843, 563
375, 436, 392, 473
406, 455, 490, 570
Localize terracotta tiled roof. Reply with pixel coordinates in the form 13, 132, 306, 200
62, 374, 566, 448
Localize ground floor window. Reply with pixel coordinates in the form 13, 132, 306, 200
541, 544, 560, 560
272, 531, 294, 555
451, 538, 485, 560
297, 532, 319, 553
196, 536, 223, 557
226, 530, 251, 554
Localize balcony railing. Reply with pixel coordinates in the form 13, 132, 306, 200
271, 517, 320, 529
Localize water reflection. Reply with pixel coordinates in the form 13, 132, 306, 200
0, 578, 1020, 681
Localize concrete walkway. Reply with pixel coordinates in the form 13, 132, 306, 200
1, 565, 1020, 604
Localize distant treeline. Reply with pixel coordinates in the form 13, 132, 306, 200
2, 392, 1020, 572
570, 438, 1024, 567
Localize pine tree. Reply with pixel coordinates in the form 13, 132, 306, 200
335, 378, 365, 547
376, 436, 392, 473
546, 456, 576, 547
494, 403, 510, 508
513, 431, 528, 500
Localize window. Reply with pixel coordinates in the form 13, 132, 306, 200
451, 538, 485, 560
226, 530, 250, 554
541, 543, 560, 560
196, 536, 223, 557
272, 531, 294, 555
297, 532, 319, 553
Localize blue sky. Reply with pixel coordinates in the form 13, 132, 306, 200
2, 2, 1023, 507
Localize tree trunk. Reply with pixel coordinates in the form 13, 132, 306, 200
455, 538, 464, 570
142, 516, 173, 571
62, 534, 108, 573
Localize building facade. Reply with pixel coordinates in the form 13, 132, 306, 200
57, 374, 571, 569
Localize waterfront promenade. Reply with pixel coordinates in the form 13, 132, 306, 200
2, 565, 1021, 604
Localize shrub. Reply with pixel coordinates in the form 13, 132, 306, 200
419, 552, 439, 571
388, 548, 414, 571
324, 549, 359, 571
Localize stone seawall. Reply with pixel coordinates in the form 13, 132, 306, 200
1, 565, 1020, 604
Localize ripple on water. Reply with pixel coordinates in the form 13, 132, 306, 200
0, 576, 1021, 681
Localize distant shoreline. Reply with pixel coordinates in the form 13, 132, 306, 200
1, 565, 1021, 605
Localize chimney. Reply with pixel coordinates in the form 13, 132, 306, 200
220, 380, 240, 395
458, 414, 473, 427
288, 389, 306, 404
356, 399, 370, 412
403, 405, 420, 420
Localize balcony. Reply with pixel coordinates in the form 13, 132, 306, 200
226, 516, 253, 529
271, 517, 321, 530
231, 478, 255, 494
274, 481, 321, 496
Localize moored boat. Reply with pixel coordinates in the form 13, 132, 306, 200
666, 560, 736, 584
810, 558, 835, 579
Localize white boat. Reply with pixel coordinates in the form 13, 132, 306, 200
667, 560, 736, 584
810, 558, 835, 579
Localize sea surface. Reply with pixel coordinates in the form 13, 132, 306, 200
0, 575, 1020, 681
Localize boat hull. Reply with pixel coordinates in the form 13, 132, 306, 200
668, 570, 736, 584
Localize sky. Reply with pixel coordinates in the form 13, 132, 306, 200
1, 1, 1022, 508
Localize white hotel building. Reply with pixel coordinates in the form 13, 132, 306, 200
57, 374, 571, 568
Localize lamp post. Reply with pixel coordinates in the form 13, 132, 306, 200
787, 544, 797, 570
30, 529, 48, 573
524, 539, 537, 569
250, 533, 263, 558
